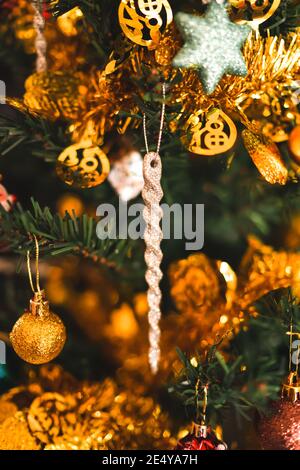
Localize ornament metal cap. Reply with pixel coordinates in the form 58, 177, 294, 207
29, 290, 50, 316
282, 371, 300, 403
192, 422, 207, 438
283, 323, 300, 402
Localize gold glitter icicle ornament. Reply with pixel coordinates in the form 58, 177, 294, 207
142, 83, 166, 374
10, 236, 66, 364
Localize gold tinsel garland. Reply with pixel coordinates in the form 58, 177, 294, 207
0, 365, 177, 450
163, 28, 300, 136
4, 3, 300, 153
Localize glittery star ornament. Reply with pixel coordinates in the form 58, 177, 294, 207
173, 2, 250, 94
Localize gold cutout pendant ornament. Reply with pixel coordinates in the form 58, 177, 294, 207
10, 236, 66, 364
183, 109, 237, 156
56, 139, 110, 189
229, 0, 281, 28
118, 0, 173, 48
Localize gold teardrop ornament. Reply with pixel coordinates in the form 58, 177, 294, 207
242, 129, 288, 185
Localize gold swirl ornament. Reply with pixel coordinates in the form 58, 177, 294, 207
118, 0, 173, 48
229, 0, 281, 28
56, 139, 110, 189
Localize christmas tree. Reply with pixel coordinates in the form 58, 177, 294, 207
0, 0, 300, 451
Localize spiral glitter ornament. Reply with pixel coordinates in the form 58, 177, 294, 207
142, 83, 166, 374
142, 151, 164, 373
32, 0, 47, 72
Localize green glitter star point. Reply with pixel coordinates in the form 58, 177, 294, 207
173, 2, 251, 95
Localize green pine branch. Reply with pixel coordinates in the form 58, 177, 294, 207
0, 113, 67, 162
171, 290, 300, 423
0, 198, 138, 272
169, 346, 253, 427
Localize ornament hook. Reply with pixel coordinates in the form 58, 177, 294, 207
27, 234, 42, 296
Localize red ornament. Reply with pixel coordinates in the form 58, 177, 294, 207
258, 399, 300, 450
0, 0, 18, 13
0, 183, 15, 211
175, 423, 227, 451
42, 2, 52, 21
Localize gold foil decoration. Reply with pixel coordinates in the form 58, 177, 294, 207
0, 365, 177, 450
242, 129, 288, 185
184, 109, 237, 156
118, 0, 173, 48
21, 71, 86, 121
57, 7, 84, 37
229, 0, 281, 28
56, 139, 110, 188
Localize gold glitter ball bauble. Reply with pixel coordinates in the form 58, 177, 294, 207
10, 293, 66, 364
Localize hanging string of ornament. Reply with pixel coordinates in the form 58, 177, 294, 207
142, 82, 166, 374
175, 381, 227, 450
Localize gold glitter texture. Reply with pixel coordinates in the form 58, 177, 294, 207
258, 400, 300, 450
0, 365, 177, 450
10, 292, 66, 364
242, 129, 288, 185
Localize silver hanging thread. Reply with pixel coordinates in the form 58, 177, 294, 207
32, 0, 47, 73
142, 83, 166, 374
